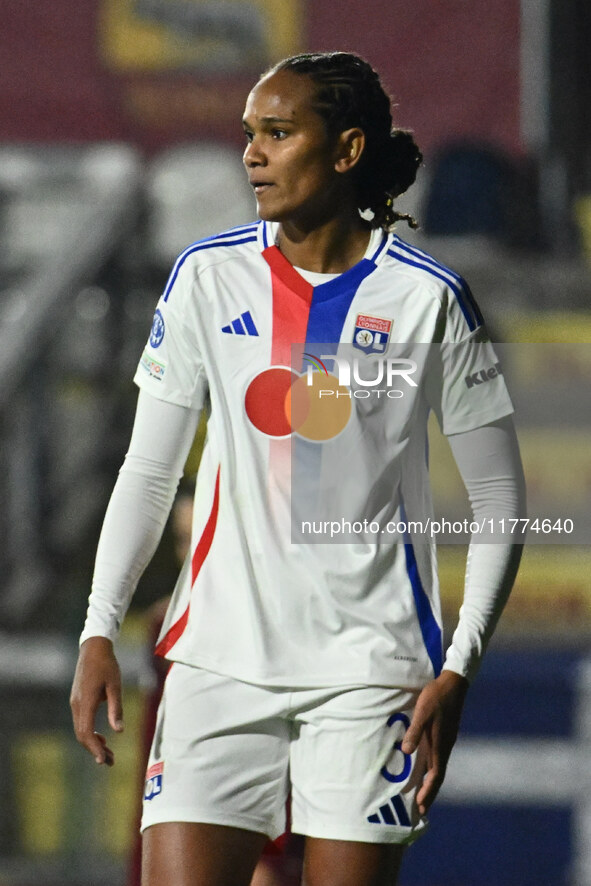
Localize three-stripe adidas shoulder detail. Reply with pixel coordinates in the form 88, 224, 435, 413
388, 236, 484, 332
163, 222, 260, 303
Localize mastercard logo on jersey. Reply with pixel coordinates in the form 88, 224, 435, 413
245, 351, 418, 442
245, 354, 354, 442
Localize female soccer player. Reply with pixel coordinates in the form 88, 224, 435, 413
71, 52, 525, 886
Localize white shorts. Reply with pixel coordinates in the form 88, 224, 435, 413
141, 664, 429, 845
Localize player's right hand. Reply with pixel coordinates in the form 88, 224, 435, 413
401, 669, 468, 815
70, 636, 124, 766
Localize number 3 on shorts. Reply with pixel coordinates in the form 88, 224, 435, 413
380, 712, 412, 783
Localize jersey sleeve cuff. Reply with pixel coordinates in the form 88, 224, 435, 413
442, 402, 514, 436
79, 618, 120, 647
134, 369, 199, 409
442, 648, 480, 683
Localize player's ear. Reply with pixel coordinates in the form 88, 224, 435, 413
334, 128, 365, 174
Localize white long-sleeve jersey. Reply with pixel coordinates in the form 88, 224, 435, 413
82, 222, 524, 688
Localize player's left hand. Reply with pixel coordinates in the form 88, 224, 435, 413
401, 669, 469, 815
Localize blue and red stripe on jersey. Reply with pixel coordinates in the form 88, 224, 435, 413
260, 241, 443, 678
261, 243, 379, 363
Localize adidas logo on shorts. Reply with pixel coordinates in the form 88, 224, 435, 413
367, 793, 411, 827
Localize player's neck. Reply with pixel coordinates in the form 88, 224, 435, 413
276, 215, 371, 274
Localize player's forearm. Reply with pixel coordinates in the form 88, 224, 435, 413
442, 543, 523, 680
442, 418, 526, 681
80, 390, 201, 644
80, 467, 180, 642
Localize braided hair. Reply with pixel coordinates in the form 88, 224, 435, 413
266, 52, 422, 230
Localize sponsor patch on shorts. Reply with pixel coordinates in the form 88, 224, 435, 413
140, 349, 166, 381
145, 761, 164, 800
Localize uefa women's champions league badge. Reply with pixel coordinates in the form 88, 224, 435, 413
353, 314, 392, 355
149, 309, 166, 348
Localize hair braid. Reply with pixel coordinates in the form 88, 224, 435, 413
267, 52, 423, 230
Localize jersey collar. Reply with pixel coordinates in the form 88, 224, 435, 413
257, 220, 393, 268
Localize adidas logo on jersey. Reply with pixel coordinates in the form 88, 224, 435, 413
222, 311, 259, 336
367, 793, 411, 827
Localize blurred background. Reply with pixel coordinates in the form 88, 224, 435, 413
0, 1, 589, 884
